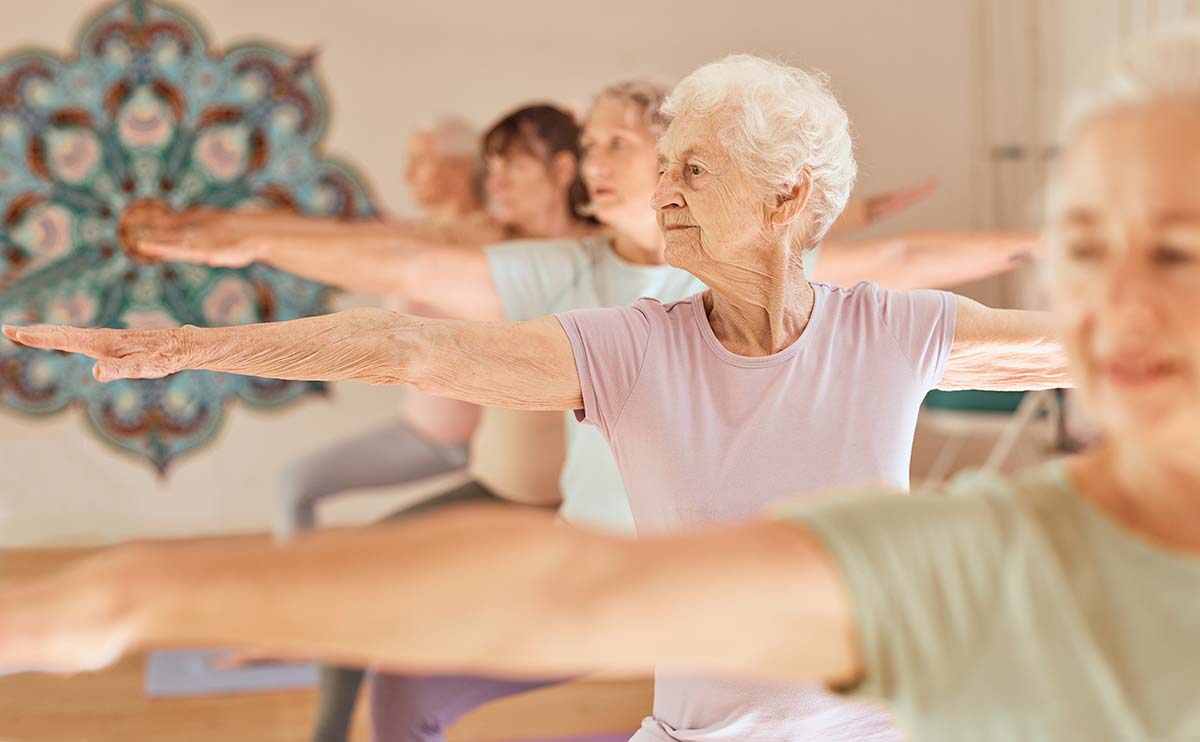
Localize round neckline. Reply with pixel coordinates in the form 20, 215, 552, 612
688, 283, 828, 368
1052, 459, 1200, 574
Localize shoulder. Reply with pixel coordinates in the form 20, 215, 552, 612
946, 460, 1079, 536
816, 281, 953, 315
637, 292, 705, 328
564, 294, 704, 346
781, 481, 1014, 535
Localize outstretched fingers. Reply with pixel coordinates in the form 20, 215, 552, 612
2, 325, 184, 381
2, 325, 113, 356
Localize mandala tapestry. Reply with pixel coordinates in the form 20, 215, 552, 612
0, 0, 378, 473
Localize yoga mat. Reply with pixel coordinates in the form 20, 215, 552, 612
144, 649, 318, 697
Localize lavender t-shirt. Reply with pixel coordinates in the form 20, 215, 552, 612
555, 281, 957, 742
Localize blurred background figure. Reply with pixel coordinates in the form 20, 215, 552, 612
403, 117, 484, 224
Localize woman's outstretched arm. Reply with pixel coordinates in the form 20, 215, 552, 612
3, 310, 582, 410
0, 505, 860, 683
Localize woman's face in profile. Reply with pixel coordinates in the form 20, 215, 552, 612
1049, 99, 1200, 446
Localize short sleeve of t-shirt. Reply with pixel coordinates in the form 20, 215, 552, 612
554, 300, 655, 440
773, 481, 1014, 704
869, 285, 958, 390
485, 239, 589, 321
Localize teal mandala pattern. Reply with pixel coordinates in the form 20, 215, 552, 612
0, 0, 377, 473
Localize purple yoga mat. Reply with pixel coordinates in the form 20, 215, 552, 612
144, 649, 318, 697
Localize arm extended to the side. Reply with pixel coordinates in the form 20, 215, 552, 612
0, 504, 860, 683
1, 290, 1070, 411
133, 207, 510, 320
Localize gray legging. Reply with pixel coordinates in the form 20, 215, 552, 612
277, 418, 466, 742
281, 422, 565, 742
276, 418, 470, 539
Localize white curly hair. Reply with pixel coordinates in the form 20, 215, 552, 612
661, 54, 857, 250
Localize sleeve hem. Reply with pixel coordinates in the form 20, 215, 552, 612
554, 312, 603, 433
927, 290, 958, 389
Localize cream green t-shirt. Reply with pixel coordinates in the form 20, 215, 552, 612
779, 461, 1200, 742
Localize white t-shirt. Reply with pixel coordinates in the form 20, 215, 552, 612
486, 237, 703, 532
486, 236, 820, 533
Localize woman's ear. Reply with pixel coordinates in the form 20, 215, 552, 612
769, 166, 813, 227
550, 151, 578, 189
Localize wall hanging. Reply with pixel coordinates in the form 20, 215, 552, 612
0, 0, 377, 473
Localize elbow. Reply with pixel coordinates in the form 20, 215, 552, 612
345, 307, 427, 386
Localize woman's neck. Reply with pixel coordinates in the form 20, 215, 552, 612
1073, 441, 1200, 552
703, 243, 814, 357
609, 229, 667, 267
610, 216, 668, 266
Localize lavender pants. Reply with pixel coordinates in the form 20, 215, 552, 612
368, 672, 571, 742
308, 476, 565, 742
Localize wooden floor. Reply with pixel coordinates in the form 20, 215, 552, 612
0, 547, 652, 742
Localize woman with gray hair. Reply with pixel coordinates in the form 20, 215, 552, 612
129, 75, 1039, 742
3, 53, 1069, 741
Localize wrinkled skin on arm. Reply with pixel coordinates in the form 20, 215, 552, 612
941, 295, 1072, 391
3, 310, 583, 410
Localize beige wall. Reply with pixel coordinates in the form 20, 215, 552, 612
2, 0, 985, 546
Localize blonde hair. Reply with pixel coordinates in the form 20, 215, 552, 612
590, 80, 672, 137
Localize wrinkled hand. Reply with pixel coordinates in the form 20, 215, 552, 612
0, 551, 145, 676
130, 206, 266, 268
2, 324, 190, 381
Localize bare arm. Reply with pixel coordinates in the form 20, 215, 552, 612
824, 177, 939, 239
0, 506, 860, 683
815, 230, 1042, 290
940, 295, 1072, 391
2, 310, 582, 410
135, 208, 508, 320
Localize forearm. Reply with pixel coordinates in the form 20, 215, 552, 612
182, 308, 411, 384
255, 218, 506, 318
5, 311, 580, 407
191, 312, 580, 407
0, 509, 855, 681
128, 509, 851, 681
259, 222, 460, 295
819, 230, 1042, 290
135, 508, 636, 676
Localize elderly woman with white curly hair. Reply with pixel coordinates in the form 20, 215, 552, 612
2, 54, 1070, 740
